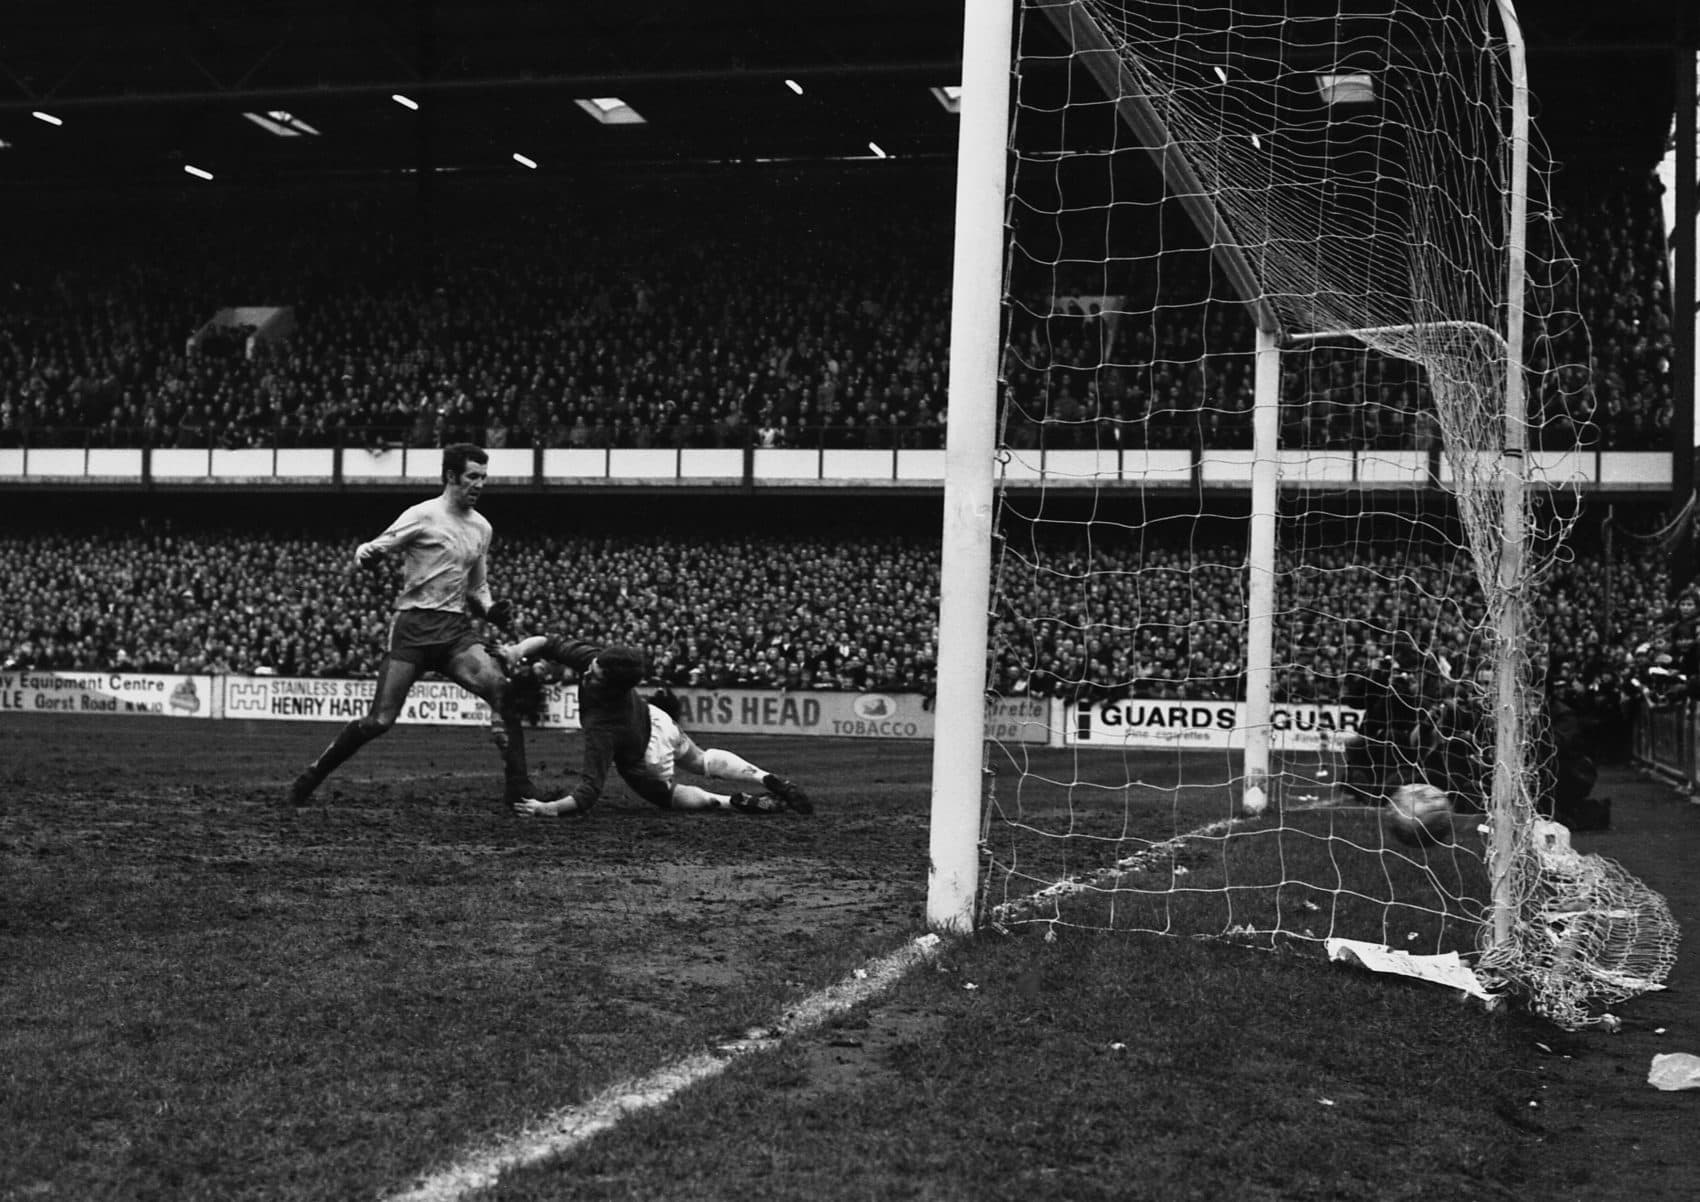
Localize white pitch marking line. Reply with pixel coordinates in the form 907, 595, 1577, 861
385, 933, 945, 1202
989, 815, 1245, 924
986, 796, 1361, 926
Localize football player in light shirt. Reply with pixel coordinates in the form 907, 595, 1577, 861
494, 637, 812, 817
285, 442, 533, 807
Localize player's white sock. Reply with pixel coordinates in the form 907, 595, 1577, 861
670, 783, 728, 811
702, 748, 764, 785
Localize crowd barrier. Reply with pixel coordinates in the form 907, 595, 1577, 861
1633, 702, 1700, 795
0, 444, 1675, 492
2, 669, 1374, 754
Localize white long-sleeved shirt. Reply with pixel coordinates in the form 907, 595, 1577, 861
357, 495, 495, 614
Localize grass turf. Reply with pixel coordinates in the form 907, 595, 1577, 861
0, 713, 1677, 1201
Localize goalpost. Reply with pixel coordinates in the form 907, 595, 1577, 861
930, 0, 1678, 1029
928, 0, 1015, 935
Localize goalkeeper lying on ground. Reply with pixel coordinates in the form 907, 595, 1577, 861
495, 634, 813, 817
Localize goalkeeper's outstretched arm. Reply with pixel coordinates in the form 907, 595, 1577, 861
496, 634, 550, 673
500, 635, 602, 677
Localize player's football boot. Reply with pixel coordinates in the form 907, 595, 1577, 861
285, 767, 323, 806
762, 775, 813, 815
730, 791, 785, 814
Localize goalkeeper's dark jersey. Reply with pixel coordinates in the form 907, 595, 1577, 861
532, 636, 648, 737
531, 636, 653, 810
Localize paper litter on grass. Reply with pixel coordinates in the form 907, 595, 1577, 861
1324, 937, 1496, 1002
1648, 1053, 1700, 1091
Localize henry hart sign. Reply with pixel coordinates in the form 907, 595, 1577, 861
219, 677, 1053, 743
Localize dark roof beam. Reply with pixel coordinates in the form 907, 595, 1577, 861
0, 60, 957, 112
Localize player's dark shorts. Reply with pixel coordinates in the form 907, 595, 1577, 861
386, 608, 483, 672
616, 762, 674, 809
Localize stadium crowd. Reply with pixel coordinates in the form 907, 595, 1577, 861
0, 510, 1678, 754
0, 166, 1676, 455
1, 159, 1683, 765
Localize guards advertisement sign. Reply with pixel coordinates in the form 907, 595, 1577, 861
1069, 697, 1363, 751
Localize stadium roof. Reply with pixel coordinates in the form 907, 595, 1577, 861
0, 0, 1688, 188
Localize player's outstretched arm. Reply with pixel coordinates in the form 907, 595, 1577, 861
513, 635, 601, 676
513, 732, 610, 818
355, 507, 427, 566
514, 796, 576, 817
494, 635, 548, 674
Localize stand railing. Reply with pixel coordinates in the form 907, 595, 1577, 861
1633, 699, 1700, 795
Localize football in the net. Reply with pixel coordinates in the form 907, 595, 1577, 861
1385, 782, 1455, 848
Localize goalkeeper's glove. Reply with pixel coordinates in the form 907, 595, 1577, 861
498, 656, 548, 725
470, 597, 515, 631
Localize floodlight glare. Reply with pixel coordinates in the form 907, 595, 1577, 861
1316, 72, 1375, 105
574, 97, 646, 125
243, 110, 320, 138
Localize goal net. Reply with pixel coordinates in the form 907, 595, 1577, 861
959, 0, 1678, 1028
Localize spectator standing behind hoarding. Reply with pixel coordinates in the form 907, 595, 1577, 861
284, 443, 534, 806
496, 635, 811, 817
1666, 588, 1700, 689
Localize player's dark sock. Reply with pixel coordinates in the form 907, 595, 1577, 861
308, 719, 379, 780
496, 718, 532, 801
286, 767, 323, 806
